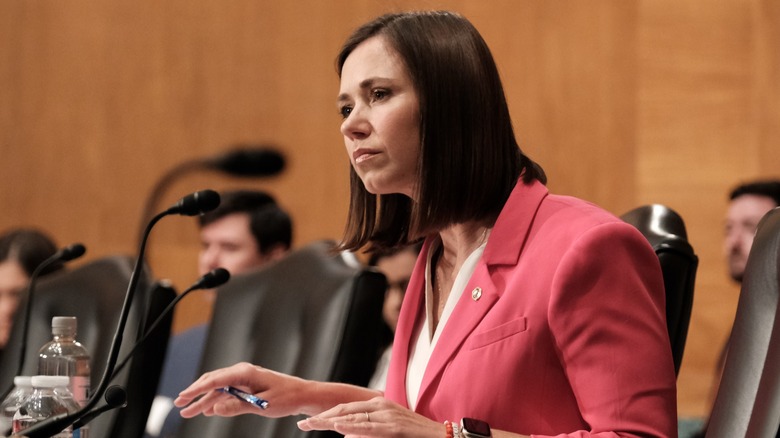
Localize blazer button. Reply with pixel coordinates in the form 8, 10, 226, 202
471, 287, 482, 301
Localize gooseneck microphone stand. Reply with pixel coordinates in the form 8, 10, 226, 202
18, 190, 220, 438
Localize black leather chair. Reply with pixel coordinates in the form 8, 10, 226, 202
705, 207, 780, 437
621, 204, 698, 376
0, 255, 176, 438
176, 240, 387, 438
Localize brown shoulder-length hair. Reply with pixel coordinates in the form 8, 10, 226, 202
336, 11, 545, 253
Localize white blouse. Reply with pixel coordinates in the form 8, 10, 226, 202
405, 237, 487, 410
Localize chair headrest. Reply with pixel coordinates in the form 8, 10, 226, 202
620, 204, 692, 253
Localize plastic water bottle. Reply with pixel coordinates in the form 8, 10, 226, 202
51, 377, 88, 438
37, 316, 91, 406
0, 376, 33, 437
12, 375, 72, 437
51, 378, 80, 413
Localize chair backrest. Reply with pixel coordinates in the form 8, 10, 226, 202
176, 240, 387, 438
0, 255, 176, 438
706, 207, 780, 437
620, 204, 699, 376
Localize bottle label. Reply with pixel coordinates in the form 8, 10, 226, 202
71, 376, 91, 407
73, 423, 89, 438
12, 412, 33, 433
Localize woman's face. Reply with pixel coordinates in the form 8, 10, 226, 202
338, 36, 421, 198
0, 259, 30, 348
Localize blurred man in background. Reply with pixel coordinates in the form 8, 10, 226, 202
691, 179, 780, 437
723, 180, 780, 283
146, 189, 293, 438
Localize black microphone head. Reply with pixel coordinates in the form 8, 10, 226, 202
71, 385, 128, 430
59, 243, 87, 262
199, 268, 231, 289
169, 189, 221, 216
209, 146, 285, 177
105, 385, 128, 408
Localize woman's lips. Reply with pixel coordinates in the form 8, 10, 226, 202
353, 149, 380, 164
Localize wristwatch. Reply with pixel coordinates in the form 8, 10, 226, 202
460, 418, 491, 438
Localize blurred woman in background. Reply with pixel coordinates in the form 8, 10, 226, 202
0, 228, 60, 355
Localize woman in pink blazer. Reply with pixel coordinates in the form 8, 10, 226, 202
176, 10, 677, 437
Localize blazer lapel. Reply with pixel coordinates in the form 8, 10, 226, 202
385, 240, 430, 408
386, 180, 550, 410
414, 261, 498, 407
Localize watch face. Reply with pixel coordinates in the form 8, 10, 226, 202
462, 418, 491, 437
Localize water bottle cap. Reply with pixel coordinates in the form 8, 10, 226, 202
52, 316, 77, 335
31, 375, 70, 388
13, 376, 33, 387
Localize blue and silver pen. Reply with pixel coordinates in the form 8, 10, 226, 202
217, 386, 269, 409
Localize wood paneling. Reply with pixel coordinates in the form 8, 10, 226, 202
0, 0, 777, 419
638, 0, 779, 417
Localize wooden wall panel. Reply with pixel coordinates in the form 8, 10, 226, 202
755, 0, 780, 174
638, 0, 753, 417
0, 0, 777, 419
637, 0, 779, 418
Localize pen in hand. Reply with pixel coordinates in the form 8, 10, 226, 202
217, 386, 269, 409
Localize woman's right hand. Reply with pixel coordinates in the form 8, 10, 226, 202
174, 362, 310, 419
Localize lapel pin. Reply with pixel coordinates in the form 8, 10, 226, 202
471, 287, 482, 301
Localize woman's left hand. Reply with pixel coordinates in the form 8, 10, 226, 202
297, 396, 443, 438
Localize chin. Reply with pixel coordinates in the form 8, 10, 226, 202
363, 183, 412, 198
360, 175, 388, 194
360, 171, 412, 196
363, 185, 394, 196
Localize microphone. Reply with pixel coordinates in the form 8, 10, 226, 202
190, 267, 231, 290
165, 189, 221, 217
0, 243, 87, 401
111, 268, 230, 378
206, 146, 286, 177
137, 145, 285, 244
71, 385, 127, 430
51, 244, 87, 263
18, 191, 221, 438
25, 386, 127, 437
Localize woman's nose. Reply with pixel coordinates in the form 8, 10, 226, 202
340, 106, 369, 140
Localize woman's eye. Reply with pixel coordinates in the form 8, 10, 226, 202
339, 106, 353, 118
371, 89, 389, 101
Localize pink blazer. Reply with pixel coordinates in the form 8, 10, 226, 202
385, 180, 677, 437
